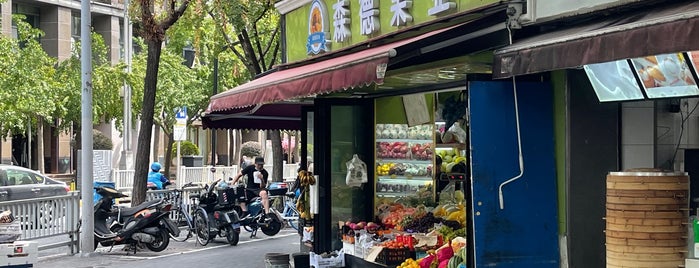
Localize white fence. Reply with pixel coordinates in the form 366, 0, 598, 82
0, 192, 80, 253
112, 164, 299, 191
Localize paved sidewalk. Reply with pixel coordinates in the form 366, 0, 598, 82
35, 229, 299, 267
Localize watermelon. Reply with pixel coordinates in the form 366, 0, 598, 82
438, 259, 450, 268
447, 256, 462, 268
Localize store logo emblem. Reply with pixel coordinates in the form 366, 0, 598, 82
308, 0, 330, 55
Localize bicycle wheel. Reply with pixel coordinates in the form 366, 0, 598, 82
194, 208, 210, 246
285, 202, 300, 231
169, 208, 191, 242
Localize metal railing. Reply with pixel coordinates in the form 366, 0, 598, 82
112, 164, 299, 191
0, 192, 80, 254
179, 166, 239, 186
144, 187, 204, 222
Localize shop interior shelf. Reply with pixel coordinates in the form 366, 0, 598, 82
376, 192, 415, 197
435, 143, 467, 149
376, 159, 432, 164
378, 176, 432, 182
376, 138, 433, 144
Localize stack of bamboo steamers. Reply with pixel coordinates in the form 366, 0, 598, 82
606, 170, 689, 268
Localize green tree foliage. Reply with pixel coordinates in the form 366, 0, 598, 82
54, 33, 127, 132
0, 16, 60, 135
92, 130, 114, 150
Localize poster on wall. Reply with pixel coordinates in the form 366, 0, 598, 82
402, 94, 430, 126
631, 53, 699, 99
583, 60, 645, 102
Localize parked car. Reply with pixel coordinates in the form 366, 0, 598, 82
0, 165, 70, 202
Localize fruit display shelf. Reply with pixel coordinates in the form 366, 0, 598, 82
378, 175, 432, 182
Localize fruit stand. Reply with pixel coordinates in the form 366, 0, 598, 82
324, 92, 472, 268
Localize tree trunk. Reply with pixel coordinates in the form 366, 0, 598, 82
164, 131, 174, 180
132, 39, 163, 206
153, 125, 161, 163
270, 130, 282, 182
293, 131, 300, 163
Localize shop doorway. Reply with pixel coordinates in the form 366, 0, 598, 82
469, 80, 559, 268
313, 99, 375, 253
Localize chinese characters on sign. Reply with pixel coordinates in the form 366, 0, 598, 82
359, 0, 380, 35
333, 0, 351, 42
390, 0, 412, 27
428, 0, 456, 16
309, 0, 466, 49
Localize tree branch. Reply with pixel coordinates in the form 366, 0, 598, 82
261, 25, 279, 61
252, 24, 266, 71
207, 10, 257, 76
267, 37, 280, 71
159, 0, 192, 32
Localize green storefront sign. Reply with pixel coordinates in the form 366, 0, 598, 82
286, 0, 500, 62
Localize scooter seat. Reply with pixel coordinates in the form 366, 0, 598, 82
249, 197, 261, 203
118, 199, 162, 217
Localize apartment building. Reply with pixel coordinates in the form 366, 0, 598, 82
0, 0, 125, 174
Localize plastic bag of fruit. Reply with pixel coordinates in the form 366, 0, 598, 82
346, 154, 368, 187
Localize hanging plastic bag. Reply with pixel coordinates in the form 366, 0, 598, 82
346, 154, 368, 187
442, 120, 468, 144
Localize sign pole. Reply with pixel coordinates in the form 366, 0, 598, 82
174, 106, 187, 184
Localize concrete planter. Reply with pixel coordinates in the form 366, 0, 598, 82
181, 155, 204, 167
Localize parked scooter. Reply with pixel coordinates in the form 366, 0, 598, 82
93, 186, 180, 252
197, 179, 241, 245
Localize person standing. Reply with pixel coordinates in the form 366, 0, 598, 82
230, 157, 270, 218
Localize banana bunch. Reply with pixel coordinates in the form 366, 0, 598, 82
296, 170, 315, 220
298, 170, 316, 186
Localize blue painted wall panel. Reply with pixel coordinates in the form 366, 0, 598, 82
469, 81, 559, 268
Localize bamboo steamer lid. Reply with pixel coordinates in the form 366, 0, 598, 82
605, 170, 689, 268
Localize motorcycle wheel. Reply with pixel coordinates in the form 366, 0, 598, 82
145, 228, 170, 252
194, 208, 210, 246
260, 213, 282, 236
226, 226, 240, 246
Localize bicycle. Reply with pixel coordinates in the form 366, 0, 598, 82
271, 191, 300, 231
166, 182, 211, 246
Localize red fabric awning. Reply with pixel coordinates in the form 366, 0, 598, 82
493, 1, 699, 79
202, 103, 308, 131
206, 29, 450, 112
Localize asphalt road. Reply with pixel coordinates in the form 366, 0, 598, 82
35, 228, 303, 268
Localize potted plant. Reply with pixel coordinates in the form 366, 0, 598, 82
172, 141, 203, 167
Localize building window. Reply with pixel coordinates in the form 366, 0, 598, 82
71, 13, 80, 55
11, 4, 40, 44
119, 19, 124, 60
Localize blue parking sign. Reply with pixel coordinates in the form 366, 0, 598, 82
176, 107, 187, 119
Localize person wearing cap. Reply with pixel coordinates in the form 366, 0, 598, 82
231, 156, 270, 218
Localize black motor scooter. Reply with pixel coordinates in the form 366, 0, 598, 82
197, 179, 241, 246
93, 187, 180, 252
